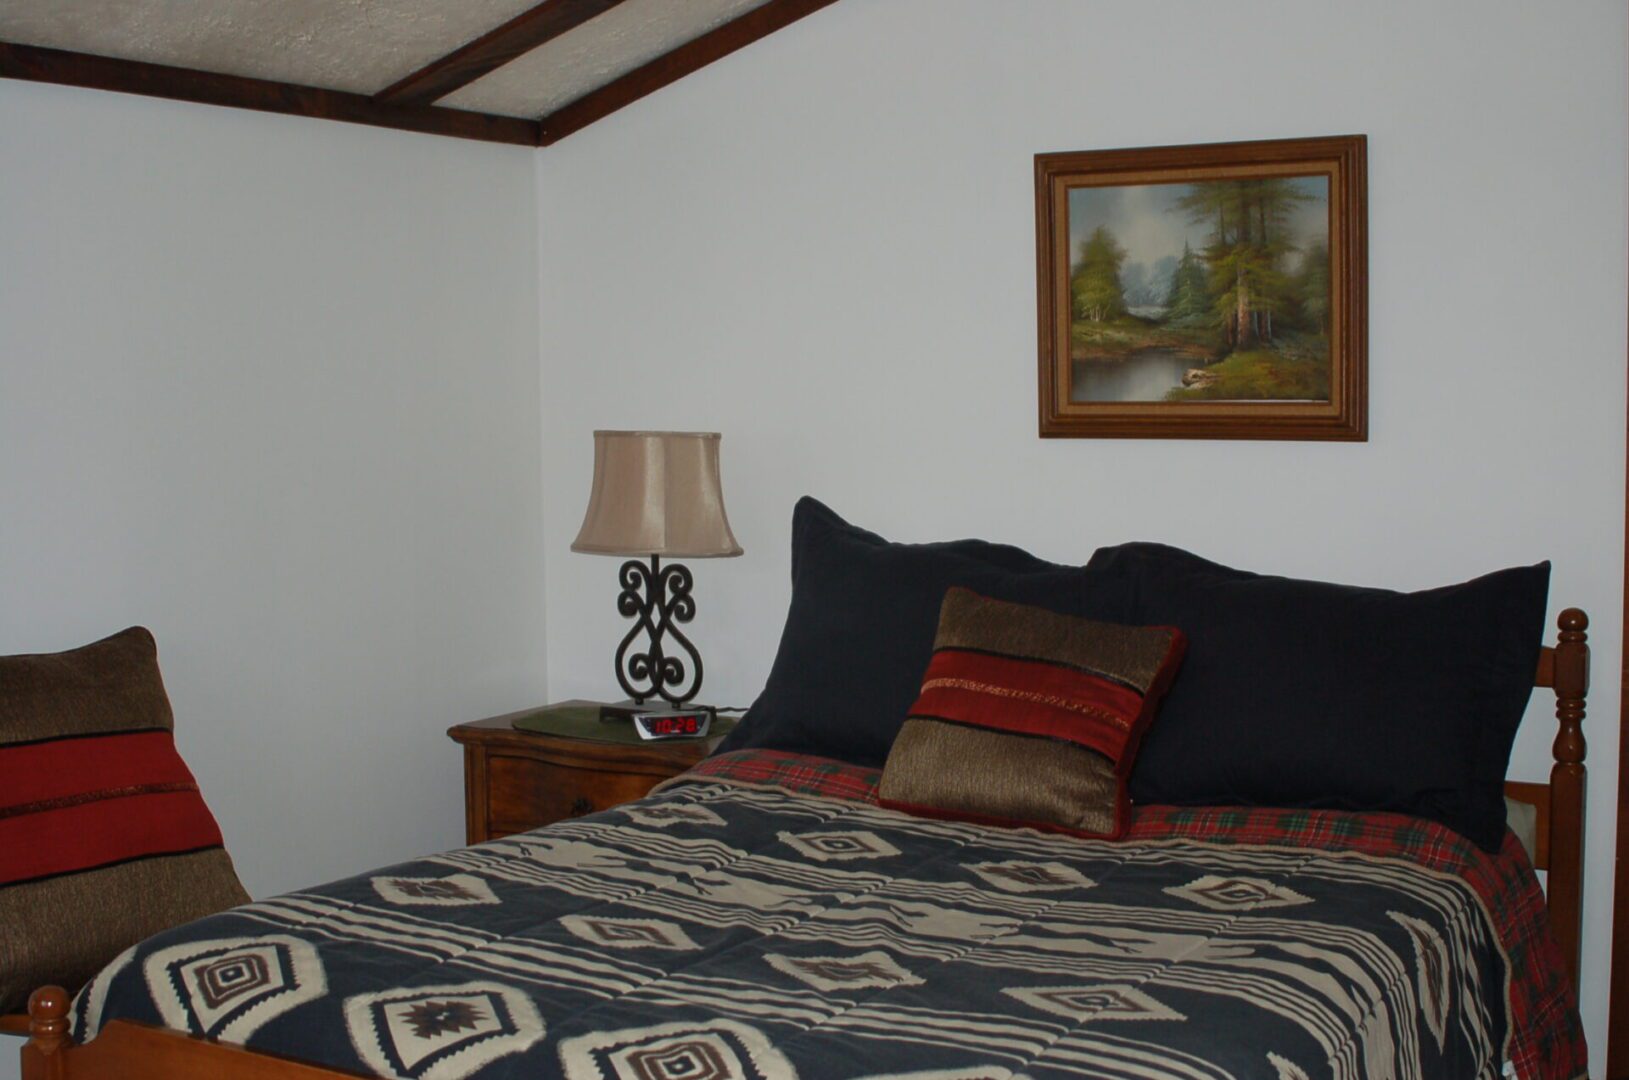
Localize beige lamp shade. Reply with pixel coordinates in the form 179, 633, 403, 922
571, 431, 743, 558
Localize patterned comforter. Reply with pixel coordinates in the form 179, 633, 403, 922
72, 750, 1585, 1080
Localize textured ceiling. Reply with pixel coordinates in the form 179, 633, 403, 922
441, 0, 770, 118
0, 1, 538, 96
0, 0, 777, 116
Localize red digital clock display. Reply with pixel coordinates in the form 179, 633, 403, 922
630, 711, 711, 740
644, 716, 700, 736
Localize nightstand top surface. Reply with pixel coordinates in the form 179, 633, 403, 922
448, 702, 733, 761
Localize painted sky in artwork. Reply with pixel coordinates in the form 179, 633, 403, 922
1069, 176, 1328, 270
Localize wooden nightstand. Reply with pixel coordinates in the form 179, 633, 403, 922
447, 706, 726, 844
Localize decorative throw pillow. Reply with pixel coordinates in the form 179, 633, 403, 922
0, 627, 249, 1013
712, 497, 1132, 768
877, 588, 1186, 838
1088, 542, 1550, 852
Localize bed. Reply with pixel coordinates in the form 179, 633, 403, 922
13, 504, 1596, 1080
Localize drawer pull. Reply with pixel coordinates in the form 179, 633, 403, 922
568, 796, 593, 817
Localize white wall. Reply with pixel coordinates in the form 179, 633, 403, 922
0, 84, 544, 918
535, 0, 1628, 1070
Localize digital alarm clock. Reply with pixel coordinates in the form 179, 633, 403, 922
599, 702, 715, 740
632, 711, 712, 740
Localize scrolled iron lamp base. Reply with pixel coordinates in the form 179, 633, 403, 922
612, 555, 704, 706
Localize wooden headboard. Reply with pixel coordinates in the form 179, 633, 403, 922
1504, 607, 1589, 990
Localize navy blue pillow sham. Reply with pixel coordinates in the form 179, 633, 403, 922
1088, 542, 1550, 852
714, 497, 1129, 768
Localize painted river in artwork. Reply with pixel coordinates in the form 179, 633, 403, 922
1072, 348, 1192, 403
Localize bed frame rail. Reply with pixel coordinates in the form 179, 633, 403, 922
20, 986, 367, 1079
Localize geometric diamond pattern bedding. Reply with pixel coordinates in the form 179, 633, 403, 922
71, 751, 1586, 1080
685, 751, 1587, 1080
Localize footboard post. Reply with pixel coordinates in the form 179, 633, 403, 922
1548, 608, 1589, 990
20, 986, 69, 1080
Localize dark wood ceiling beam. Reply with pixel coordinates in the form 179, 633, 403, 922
375, 0, 626, 107
538, 0, 840, 146
0, 41, 542, 147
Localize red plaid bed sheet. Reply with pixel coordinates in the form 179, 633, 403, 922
682, 749, 1586, 1080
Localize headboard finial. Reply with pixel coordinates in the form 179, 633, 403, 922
1552, 609, 1588, 768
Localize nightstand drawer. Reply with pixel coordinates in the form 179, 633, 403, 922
485, 753, 669, 838
450, 709, 720, 845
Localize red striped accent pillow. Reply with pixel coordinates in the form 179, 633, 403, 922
0, 729, 225, 887
878, 588, 1186, 839
0, 628, 248, 1013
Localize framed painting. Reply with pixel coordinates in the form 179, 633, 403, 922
1036, 134, 1366, 440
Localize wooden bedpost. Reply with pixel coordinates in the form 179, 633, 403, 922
1548, 608, 1589, 990
20, 985, 69, 1080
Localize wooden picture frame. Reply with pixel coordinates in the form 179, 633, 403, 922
1036, 134, 1367, 440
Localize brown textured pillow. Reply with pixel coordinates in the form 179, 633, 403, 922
878, 588, 1185, 839
0, 628, 249, 1013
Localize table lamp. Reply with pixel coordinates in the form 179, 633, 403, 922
571, 430, 742, 706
